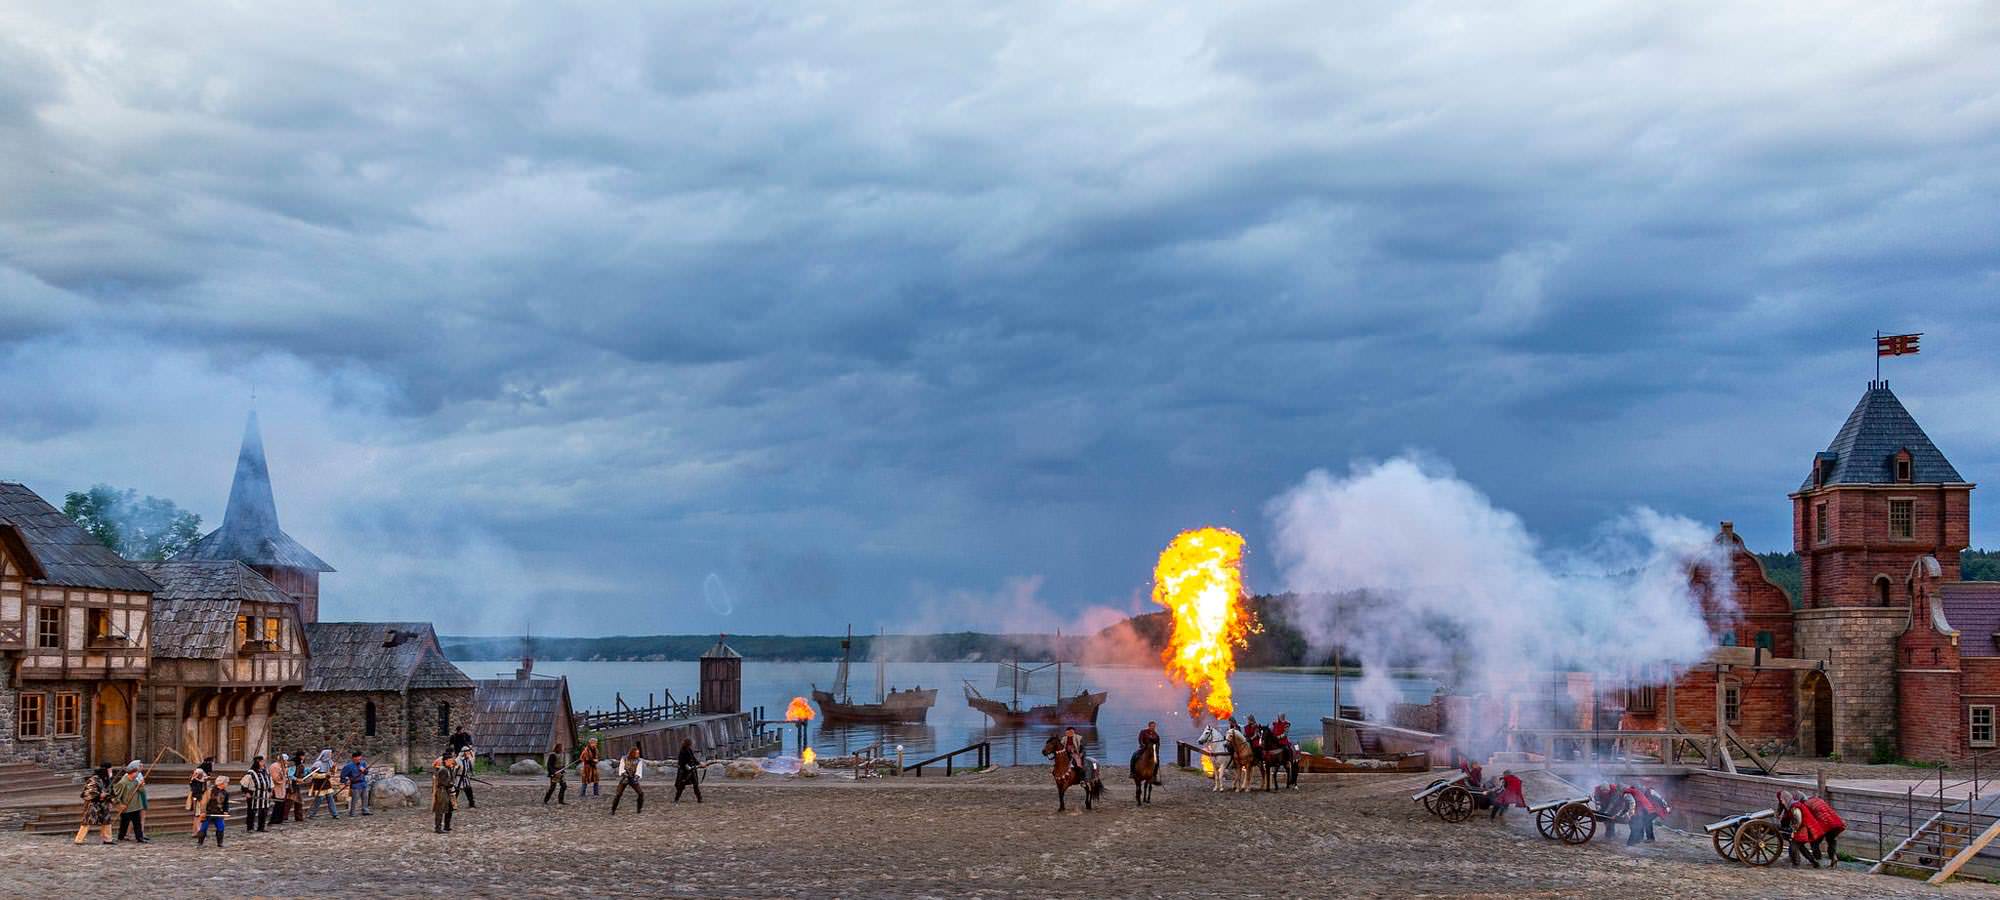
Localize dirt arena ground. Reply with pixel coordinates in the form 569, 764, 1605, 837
2, 766, 1995, 898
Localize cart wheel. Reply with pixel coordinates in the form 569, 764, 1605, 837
1536, 806, 1560, 839
1422, 779, 1448, 816
1711, 825, 1737, 862
1734, 819, 1784, 867
1556, 803, 1597, 845
1436, 785, 1475, 823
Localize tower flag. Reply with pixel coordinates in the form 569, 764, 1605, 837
1876, 331, 1921, 381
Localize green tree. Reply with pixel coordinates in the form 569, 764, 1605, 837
61, 484, 202, 561
1965, 549, 2000, 582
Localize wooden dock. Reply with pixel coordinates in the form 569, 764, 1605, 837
591, 711, 781, 760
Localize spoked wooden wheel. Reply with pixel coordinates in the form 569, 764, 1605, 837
1711, 825, 1737, 862
1422, 779, 1449, 816
1435, 785, 1475, 823
1554, 803, 1597, 845
1536, 805, 1561, 839
1734, 819, 1784, 866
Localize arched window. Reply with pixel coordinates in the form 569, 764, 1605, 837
364, 701, 378, 737
437, 702, 451, 737
1876, 576, 1894, 607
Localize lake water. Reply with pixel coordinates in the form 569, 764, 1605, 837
462, 659, 1437, 767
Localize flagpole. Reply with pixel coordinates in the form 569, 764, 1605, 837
1876, 330, 1881, 383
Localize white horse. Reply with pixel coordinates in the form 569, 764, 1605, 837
1196, 724, 1251, 792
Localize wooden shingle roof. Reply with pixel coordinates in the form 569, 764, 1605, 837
469, 676, 576, 756
142, 561, 294, 659
301, 622, 473, 692
0, 482, 160, 593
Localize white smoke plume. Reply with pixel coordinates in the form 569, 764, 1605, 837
1265, 456, 1733, 741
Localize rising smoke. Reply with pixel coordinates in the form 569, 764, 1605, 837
1265, 455, 1733, 735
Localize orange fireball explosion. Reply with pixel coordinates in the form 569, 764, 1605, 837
787, 696, 815, 721
1153, 526, 1255, 722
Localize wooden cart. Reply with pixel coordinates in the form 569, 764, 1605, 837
1704, 808, 1787, 866
1412, 772, 1478, 823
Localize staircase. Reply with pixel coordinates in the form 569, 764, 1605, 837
9, 763, 252, 836
1872, 809, 2000, 879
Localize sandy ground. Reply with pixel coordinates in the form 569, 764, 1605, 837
2, 767, 1996, 899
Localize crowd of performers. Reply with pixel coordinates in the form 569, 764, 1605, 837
1451, 758, 1850, 867
71, 726, 715, 845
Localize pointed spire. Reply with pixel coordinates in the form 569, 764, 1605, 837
1801, 383, 1963, 489
173, 410, 333, 572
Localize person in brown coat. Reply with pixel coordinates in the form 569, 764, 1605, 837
431, 756, 458, 833
578, 738, 602, 797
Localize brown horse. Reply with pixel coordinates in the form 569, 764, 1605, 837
1130, 743, 1159, 805
1041, 734, 1103, 811
1250, 728, 1297, 791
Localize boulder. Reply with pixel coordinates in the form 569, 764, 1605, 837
377, 774, 420, 807
798, 761, 821, 778
725, 759, 764, 779
509, 758, 546, 776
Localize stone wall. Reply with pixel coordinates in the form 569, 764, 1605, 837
1794, 607, 1905, 760
0, 672, 96, 770
270, 690, 411, 771
407, 687, 474, 764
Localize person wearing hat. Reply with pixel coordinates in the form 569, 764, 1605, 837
113, 761, 150, 843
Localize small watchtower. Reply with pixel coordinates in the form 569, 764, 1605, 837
700, 634, 742, 714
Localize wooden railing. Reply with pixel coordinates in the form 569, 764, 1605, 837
903, 741, 990, 777
1176, 740, 1228, 768
575, 691, 703, 730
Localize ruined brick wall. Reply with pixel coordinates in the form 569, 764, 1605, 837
1794, 607, 1905, 760
269, 690, 409, 771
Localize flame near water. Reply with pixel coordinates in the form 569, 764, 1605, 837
1153, 526, 1255, 722
787, 696, 815, 721
801, 747, 816, 766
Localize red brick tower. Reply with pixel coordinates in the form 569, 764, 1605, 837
1790, 381, 1972, 759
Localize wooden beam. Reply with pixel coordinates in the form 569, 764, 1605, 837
1928, 816, 2000, 884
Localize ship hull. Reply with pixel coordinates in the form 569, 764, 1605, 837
812, 688, 938, 724
965, 689, 1108, 727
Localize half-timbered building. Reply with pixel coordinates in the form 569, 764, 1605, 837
138, 560, 307, 766
0, 482, 158, 768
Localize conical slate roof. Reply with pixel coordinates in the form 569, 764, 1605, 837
175, 411, 334, 572
1801, 383, 1964, 489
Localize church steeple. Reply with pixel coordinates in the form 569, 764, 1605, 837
175, 410, 333, 622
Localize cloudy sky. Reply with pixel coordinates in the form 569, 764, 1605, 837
2, 3, 1996, 636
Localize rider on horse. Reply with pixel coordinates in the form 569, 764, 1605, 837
1136, 722, 1160, 760
1060, 726, 1087, 774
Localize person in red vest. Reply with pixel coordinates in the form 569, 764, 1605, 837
1783, 790, 1831, 867
1457, 759, 1484, 790
1488, 770, 1526, 820
1623, 783, 1669, 845
1592, 782, 1627, 840
1804, 794, 1846, 864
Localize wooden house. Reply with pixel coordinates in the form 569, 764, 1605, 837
269, 622, 474, 772
469, 658, 577, 767
138, 560, 308, 766
0, 482, 158, 769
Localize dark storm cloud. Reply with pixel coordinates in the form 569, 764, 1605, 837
2, 2, 1998, 634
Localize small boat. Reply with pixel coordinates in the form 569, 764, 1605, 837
812, 626, 937, 724
964, 657, 1107, 727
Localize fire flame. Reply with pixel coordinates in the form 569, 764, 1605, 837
1153, 526, 1255, 721
787, 696, 815, 721
1200, 754, 1215, 777
801, 747, 817, 766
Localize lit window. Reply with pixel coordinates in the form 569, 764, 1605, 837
264, 617, 281, 645
1723, 683, 1742, 725
236, 615, 250, 646
17, 693, 44, 738
54, 693, 81, 736
1974, 707, 1996, 748
1815, 503, 1829, 543
1890, 500, 1914, 540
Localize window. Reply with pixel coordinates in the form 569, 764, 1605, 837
87, 608, 111, 644
34, 607, 61, 649
17, 693, 44, 738
1626, 684, 1657, 714
227, 723, 245, 761
1896, 458, 1913, 482
1974, 706, 1996, 749
264, 617, 281, 645
1815, 502, 1829, 543
53, 693, 81, 736
364, 701, 378, 737
1720, 632, 1738, 647
1755, 631, 1775, 651
1723, 682, 1742, 725
1890, 499, 1915, 540
437, 702, 451, 737
236, 615, 250, 647
1877, 578, 1894, 607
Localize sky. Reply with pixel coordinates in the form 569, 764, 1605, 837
1, 3, 1997, 636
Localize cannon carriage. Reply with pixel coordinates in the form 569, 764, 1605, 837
1527, 796, 1592, 842
1704, 808, 1786, 866
1412, 772, 1481, 823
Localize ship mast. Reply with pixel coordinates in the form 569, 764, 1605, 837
876, 627, 886, 703
835, 625, 853, 704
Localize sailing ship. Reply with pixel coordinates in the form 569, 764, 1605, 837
963, 657, 1107, 727
811, 627, 938, 724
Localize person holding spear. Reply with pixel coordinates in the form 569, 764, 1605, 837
113, 761, 149, 843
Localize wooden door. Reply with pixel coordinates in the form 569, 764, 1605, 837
95, 684, 131, 763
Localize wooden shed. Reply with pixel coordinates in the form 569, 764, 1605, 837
469, 669, 577, 767
699, 635, 741, 714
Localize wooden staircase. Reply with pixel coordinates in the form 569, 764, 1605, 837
9, 763, 254, 836
1870, 809, 2000, 879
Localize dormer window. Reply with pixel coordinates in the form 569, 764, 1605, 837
1895, 455, 1913, 483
